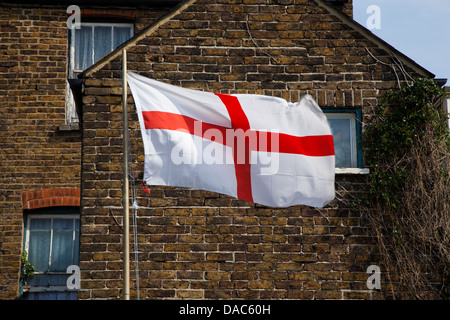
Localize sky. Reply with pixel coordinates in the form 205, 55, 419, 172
353, 0, 450, 82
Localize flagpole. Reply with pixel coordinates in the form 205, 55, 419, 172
122, 48, 130, 300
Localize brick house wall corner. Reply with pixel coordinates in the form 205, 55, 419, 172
78, 0, 428, 300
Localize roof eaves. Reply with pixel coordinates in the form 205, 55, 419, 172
314, 0, 435, 78
79, 0, 196, 78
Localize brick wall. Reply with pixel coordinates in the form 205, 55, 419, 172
0, 5, 79, 299
326, 0, 353, 18
0, 3, 173, 299
79, 0, 427, 299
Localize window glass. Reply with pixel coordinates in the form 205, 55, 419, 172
28, 219, 51, 272
94, 26, 113, 63
68, 23, 133, 124
23, 210, 80, 300
74, 26, 93, 71
72, 23, 133, 74
74, 219, 80, 265
325, 112, 358, 168
50, 219, 76, 271
114, 27, 133, 48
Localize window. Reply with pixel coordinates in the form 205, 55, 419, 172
22, 207, 80, 300
324, 109, 363, 168
66, 22, 134, 123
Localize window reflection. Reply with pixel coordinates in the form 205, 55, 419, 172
325, 113, 357, 168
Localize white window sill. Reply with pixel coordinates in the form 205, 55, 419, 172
335, 168, 370, 174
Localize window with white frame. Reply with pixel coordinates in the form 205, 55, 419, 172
66, 22, 134, 123
324, 110, 362, 168
22, 208, 80, 300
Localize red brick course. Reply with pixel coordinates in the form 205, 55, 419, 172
21, 187, 81, 210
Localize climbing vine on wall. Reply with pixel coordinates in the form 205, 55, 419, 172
360, 78, 449, 299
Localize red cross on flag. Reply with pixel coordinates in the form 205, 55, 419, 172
127, 72, 335, 208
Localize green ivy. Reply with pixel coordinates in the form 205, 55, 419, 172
20, 250, 35, 285
360, 78, 449, 298
363, 78, 449, 208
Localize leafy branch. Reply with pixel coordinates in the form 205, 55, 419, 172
20, 250, 35, 286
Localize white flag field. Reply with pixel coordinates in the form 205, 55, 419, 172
127, 72, 335, 208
